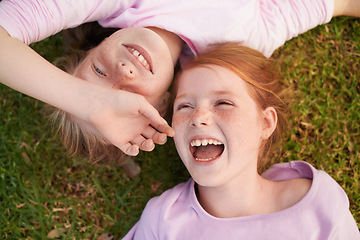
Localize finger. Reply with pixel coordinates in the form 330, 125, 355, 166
150, 123, 175, 137
138, 102, 175, 137
131, 135, 155, 152
153, 132, 167, 145
118, 142, 140, 156
142, 126, 167, 145
139, 139, 155, 152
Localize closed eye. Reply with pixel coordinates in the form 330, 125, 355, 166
176, 103, 193, 111
93, 64, 107, 76
216, 100, 234, 106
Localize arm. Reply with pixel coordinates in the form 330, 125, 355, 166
0, 26, 174, 156
255, 0, 359, 57
0, 0, 124, 45
333, 0, 360, 17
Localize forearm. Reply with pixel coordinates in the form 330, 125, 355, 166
0, 26, 98, 120
333, 0, 360, 17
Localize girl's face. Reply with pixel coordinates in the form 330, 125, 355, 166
172, 65, 270, 187
74, 27, 175, 107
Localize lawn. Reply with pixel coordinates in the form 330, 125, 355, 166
0, 17, 359, 239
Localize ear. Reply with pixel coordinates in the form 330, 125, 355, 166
261, 107, 277, 140
156, 91, 171, 117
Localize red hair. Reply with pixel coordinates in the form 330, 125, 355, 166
174, 43, 288, 170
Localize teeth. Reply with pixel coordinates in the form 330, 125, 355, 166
190, 139, 223, 147
132, 49, 140, 56
137, 53, 144, 61
129, 48, 151, 71
195, 157, 215, 161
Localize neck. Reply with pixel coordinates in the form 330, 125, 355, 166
196, 173, 276, 218
146, 27, 184, 66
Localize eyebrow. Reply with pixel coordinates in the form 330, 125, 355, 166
175, 90, 237, 101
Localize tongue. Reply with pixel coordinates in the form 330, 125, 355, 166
194, 145, 223, 160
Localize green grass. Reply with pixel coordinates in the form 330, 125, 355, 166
1, 17, 359, 239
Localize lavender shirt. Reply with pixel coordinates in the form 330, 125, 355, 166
123, 161, 359, 239
0, 0, 333, 61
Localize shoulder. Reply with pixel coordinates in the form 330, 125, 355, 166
265, 161, 349, 196
262, 161, 314, 180
144, 179, 193, 212
267, 161, 353, 220
263, 161, 313, 207
274, 177, 311, 211
134, 179, 194, 231
129, 179, 195, 238
265, 161, 350, 210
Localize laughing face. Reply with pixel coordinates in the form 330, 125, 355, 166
172, 65, 271, 187
74, 27, 175, 108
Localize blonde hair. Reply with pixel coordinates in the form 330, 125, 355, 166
50, 44, 125, 164
174, 43, 288, 170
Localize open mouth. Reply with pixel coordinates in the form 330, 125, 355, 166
189, 139, 224, 162
124, 45, 153, 73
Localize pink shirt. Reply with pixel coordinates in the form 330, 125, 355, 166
123, 161, 360, 240
0, 0, 334, 60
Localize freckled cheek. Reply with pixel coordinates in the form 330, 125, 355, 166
214, 109, 241, 126
172, 114, 189, 155
171, 113, 189, 130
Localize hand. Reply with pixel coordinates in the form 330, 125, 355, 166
86, 89, 175, 156
0, 27, 174, 156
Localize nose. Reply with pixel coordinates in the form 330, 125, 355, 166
189, 107, 211, 127
117, 61, 136, 80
